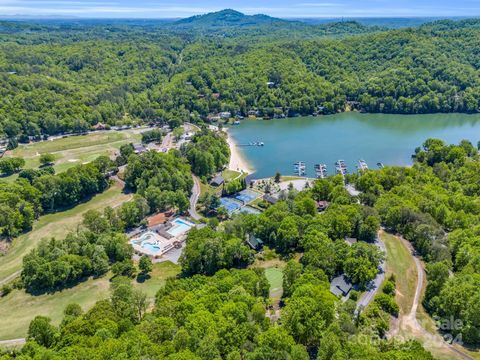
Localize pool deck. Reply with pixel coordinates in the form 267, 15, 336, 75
129, 217, 195, 259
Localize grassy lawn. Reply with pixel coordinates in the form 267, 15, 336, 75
265, 267, 283, 299
381, 231, 417, 315
381, 232, 479, 360
222, 169, 242, 182
2, 130, 141, 179
0, 183, 131, 282
0, 276, 111, 340
0, 262, 180, 340
134, 261, 180, 298
199, 180, 222, 199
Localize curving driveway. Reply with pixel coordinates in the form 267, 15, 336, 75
355, 234, 386, 315
188, 175, 201, 221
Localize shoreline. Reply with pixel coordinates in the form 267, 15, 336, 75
225, 128, 254, 175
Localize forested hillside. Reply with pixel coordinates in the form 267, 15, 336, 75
353, 139, 480, 345
1, 15, 480, 140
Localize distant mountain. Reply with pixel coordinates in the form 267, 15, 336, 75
172, 9, 292, 29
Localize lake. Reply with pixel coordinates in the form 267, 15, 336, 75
228, 113, 480, 179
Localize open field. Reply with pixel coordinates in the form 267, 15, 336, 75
265, 267, 283, 299
0, 262, 180, 340
2, 130, 142, 180
0, 183, 131, 283
134, 261, 180, 299
222, 169, 242, 182
382, 231, 417, 315
382, 231, 479, 360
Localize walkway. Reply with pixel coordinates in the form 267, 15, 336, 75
0, 338, 25, 347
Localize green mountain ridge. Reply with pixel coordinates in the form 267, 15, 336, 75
172, 9, 293, 28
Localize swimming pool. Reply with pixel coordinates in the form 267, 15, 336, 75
142, 242, 161, 253
167, 218, 194, 237
130, 231, 163, 255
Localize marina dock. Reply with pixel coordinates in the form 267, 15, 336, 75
357, 159, 368, 172
335, 160, 348, 176
294, 161, 306, 176
237, 141, 264, 147
314, 164, 327, 179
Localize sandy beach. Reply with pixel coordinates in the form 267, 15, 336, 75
225, 129, 254, 174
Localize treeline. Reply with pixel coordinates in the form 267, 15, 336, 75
179, 227, 254, 276
182, 176, 383, 290
2, 19, 480, 140
353, 138, 480, 344
0, 157, 111, 238
21, 199, 158, 293
181, 129, 230, 178
22, 228, 131, 293
15, 144, 198, 292
10, 268, 433, 359
124, 150, 192, 215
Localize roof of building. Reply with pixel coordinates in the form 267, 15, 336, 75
317, 200, 329, 209
133, 144, 147, 153
246, 234, 263, 250
263, 194, 279, 204
345, 237, 357, 246
147, 212, 171, 228
210, 175, 225, 186
330, 274, 353, 297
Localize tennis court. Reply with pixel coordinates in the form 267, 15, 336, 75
219, 198, 243, 213
235, 189, 260, 204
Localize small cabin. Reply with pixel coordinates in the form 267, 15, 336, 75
133, 144, 147, 154
263, 194, 279, 205
246, 234, 263, 251
330, 275, 353, 297
210, 175, 225, 187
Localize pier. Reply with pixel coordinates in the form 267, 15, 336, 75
237, 141, 264, 147
314, 164, 327, 179
357, 159, 368, 172
294, 161, 306, 176
335, 160, 348, 176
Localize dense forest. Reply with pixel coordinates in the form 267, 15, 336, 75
352, 139, 480, 344
0, 156, 111, 238
4, 152, 439, 358
2, 268, 434, 359
1, 12, 480, 140
9, 138, 480, 358
4, 10, 480, 359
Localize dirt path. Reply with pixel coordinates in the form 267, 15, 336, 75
0, 270, 20, 287
0, 338, 26, 347
392, 235, 475, 360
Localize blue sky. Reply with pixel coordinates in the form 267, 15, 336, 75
0, 0, 479, 18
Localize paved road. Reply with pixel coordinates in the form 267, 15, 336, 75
355, 234, 386, 315
188, 175, 201, 221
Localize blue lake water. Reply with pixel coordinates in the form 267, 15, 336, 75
228, 113, 480, 179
